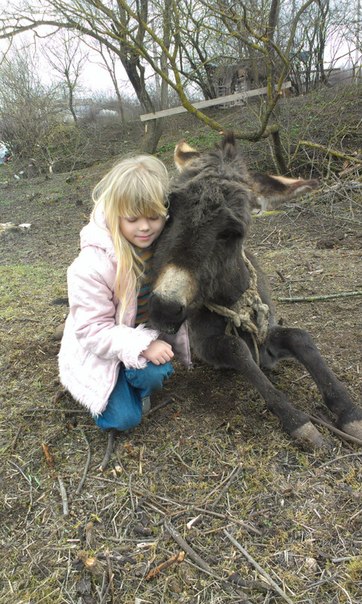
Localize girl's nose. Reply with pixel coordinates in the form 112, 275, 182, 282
139, 218, 151, 231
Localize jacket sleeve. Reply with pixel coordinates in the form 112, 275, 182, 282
67, 248, 159, 369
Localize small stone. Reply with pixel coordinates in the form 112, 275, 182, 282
304, 557, 318, 572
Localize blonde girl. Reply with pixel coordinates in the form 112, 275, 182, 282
58, 155, 190, 431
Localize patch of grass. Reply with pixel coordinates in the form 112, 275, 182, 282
345, 558, 362, 581
157, 141, 177, 155
184, 130, 221, 150
157, 129, 221, 160
0, 264, 65, 320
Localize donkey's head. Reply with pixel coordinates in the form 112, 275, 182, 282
149, 133, 253, 333
150, 132, 319, 333
175, 137, 319, 212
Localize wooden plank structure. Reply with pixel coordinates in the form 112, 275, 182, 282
140, 81, 292, 122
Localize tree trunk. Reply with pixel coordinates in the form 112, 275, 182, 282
271, 130, 287, 173
120, 49, 163, 153
141, 119, 163, 154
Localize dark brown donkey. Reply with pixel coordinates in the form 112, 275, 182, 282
149, 133, 362, 448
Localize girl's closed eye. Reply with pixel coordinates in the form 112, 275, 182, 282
123, 216, 159, 223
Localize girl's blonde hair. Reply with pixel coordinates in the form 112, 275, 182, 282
91, 155, 169, 321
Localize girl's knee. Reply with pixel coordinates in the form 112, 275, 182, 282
125, 362, 174, 391
143, 361, 175, 388
94, 403, 142, 431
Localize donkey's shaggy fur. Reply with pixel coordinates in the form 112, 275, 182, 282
149, 133, 362, 447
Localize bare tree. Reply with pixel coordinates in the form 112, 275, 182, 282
44, 31, 88, 123
0, 0, 336, 162
1, 0, 172, 151
92, 42, 126, 124
0, 47, 60, 167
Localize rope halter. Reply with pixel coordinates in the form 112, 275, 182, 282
205, 247, 270, 347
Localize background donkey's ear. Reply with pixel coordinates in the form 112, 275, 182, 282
251, 173, 319, 211
174, 140, 200, 172
220, 131, 238, 161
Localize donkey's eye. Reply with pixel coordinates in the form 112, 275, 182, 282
217, 229, 241, 241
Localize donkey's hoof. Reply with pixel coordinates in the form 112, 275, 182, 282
291, 422, 326, 449
340, 420, 362, 440
338, 408, 362, 441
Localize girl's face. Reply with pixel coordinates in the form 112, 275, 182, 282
119, 215, 166, 248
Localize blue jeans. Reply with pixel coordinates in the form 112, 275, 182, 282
94, 362, 174, 431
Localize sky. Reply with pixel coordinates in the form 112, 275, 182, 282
0, 1, 129, 96
0, 36, 124, 96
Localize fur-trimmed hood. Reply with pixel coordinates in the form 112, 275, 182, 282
79, 205, 117, 261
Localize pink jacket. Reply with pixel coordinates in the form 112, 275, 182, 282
58, 207, 191, 416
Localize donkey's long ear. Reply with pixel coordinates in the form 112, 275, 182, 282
251, 173, 319, 212
174, 140, 200, 172
220, 131, 239, 161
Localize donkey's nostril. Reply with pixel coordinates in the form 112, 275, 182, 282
173, 303, 184, 316
149, 294, 185, 321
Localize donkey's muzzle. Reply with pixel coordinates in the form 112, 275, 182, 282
149, 292, 185, 334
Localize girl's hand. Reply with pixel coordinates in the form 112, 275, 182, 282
141, 340, 174, 365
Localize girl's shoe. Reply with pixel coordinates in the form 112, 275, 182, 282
142, 396, 151, 414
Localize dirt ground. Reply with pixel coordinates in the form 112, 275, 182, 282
0, 146, 361, 604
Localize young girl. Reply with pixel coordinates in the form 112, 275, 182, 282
58, 155, 190, 431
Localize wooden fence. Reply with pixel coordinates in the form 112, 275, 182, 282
140, 81, 292, 122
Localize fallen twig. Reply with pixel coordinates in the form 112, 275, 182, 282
146, 396, 174, 416
8, 460, 33, 517
41, 443, 72, 515
318, 452, 362, 468
224, 529, 294, 604
52, 388, 67, 404
208, 464, 243, 508
4, 426, 22, 453
192, 506, 262, 536
228, 572, 269, 593
75, 429, 92, 494
253, 209, 285, 217
99, 570, 110, 603
57, 476, 69, 516
99, 429, 118, 471
145, 551, 185, 580
297, 140, 362, 164
308, 414, 362, 446
22, 407, 85, 414
339, 164, 362, 177
11, 426, 21, 450
164, 520, 214, 575
332, 555, 362, 563
277, 290, 362, 303
105, 549, 115, 603
8, 460, 31, 485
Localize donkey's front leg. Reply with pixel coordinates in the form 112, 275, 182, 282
261, 326, 362, 439
193, 330, 325, 447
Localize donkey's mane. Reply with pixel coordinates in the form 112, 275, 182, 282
170, 135, 253, 227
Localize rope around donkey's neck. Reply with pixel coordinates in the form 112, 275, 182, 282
205, 248, 270, 348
